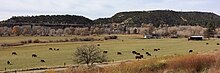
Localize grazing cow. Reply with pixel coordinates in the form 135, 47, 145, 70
157, 48, 160, 50
7, 61, 11, 65
54, 48, 56, 50
136, 53, 140, 55
189, 50, 193, 53
49, 48, 53, 50
146, 52, 152, 56
12, 52, 17, 55
217, 43, 219, 45
97, 44, 100, 46
141, 48, 144, 50
146, 52, 150, 55
154, 49, 158, 51
135, 55, 142, 59
206, 43, 209, 45
140, 55, 144, 58
117, 52, 122, 55
103, 51, 108, 53
32, 54, 37, 57
132, 51, 137, 54
56, 49, 59, 51
41, 60, 45, 62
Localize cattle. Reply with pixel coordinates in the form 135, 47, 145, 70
32, 54, 37, 57
154, 49, 158, 51
135, 55, 142, 59
157, 48, 160, 51
54, 48, 56, 50
122, 40, 124, 42
132, 51, 137, 54
49, 48, 53, 50
146, 52, 152, 56
12, 52, 17, 55
97, 44, 100, 46
140, 55, 144, 58
41, 60, 45, 62
103, 51, 108, 53
136, 53, 140, 55
206, 43, 209, 45
141, 48, 144, 50
189, 50, 193, 53
117, 52, 122, 55
56, 49, 59, 51
7, 61, 11, 65
217, 43, 219, 45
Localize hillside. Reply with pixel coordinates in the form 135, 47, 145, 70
94, 10, 220, 27
1, 10, 220, 27
0, 15, 93, 27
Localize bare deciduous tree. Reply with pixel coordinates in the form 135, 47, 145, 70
74, 44, 107, 67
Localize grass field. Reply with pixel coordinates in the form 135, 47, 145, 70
0, 35, 220, 71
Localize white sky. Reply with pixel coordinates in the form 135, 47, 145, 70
0, 0, 219, 21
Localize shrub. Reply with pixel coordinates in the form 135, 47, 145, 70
33, 39, 40, 43
28, 39, 32, 43
104, 36, 118, 40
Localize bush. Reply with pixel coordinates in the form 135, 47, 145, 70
104, 36, 118, 40
28, 39, 32, 43
33, 39, 40, 43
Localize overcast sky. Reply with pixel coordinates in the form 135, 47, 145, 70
0, 0, 219, 21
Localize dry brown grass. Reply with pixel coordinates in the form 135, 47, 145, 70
65, 50, 220, 73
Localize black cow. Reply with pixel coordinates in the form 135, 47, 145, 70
135, 55, 142, 59
157, 48, 160, 51
217, 43, 219, 45
136, 53, 140, 55
41, 60, 45, 62
49, 48, 53, 50
117, 52, 122, 55
189, 50, 193, 53
56, 49, 59, 51
141, 48, 144, 50
140, 55, 144, 58
206, 43, 209, 45
7, 61, 11, 65
97, 44, 100, 46
103, 51, 108, 53
32, 54, 37, 57
132, 51, 137, 54
12, 52, 17, 55
154, 49, 158, 51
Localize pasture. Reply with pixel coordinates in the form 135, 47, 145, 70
0, 35, 219, 71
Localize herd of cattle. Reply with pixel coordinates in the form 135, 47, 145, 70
7, 48, 60, 65
6, 42, 219, 65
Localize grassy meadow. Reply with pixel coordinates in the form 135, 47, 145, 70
0, 35, 220, 71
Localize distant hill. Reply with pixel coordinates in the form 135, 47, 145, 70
94, 10, 220, 27
1, 10, 220, 27
1, 15, 93, 26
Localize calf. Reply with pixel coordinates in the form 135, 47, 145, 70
41, 60, 45, 62
117, 52, 122, 55
32, 54, 37, 57
103, 51, 108, 53
189, 50, 193, 53
12, 52, 17, 55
